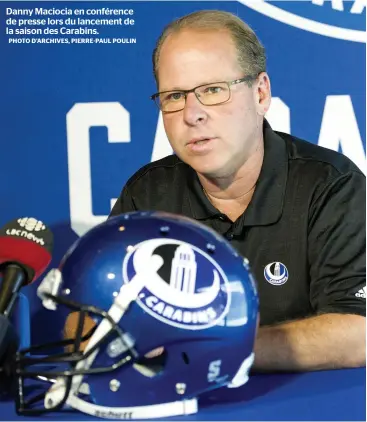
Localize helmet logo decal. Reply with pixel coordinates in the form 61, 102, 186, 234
122, 239, 231, 330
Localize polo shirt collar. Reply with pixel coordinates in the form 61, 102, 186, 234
187, 120, 288, 226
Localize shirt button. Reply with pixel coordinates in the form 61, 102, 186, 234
226, 232, 234, 240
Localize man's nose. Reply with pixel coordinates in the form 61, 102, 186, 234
182, 92, 207, 126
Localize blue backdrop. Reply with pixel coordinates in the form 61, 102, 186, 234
0, 0, 365, 344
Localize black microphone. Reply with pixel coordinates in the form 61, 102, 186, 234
0, 264, 26, 317
0, 217, 54, 365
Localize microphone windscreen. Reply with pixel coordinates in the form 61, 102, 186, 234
0, 217, 53, 284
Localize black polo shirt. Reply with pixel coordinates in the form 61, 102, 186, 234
110, 121, 366, 326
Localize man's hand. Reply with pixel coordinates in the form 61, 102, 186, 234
253, 313, 366, 372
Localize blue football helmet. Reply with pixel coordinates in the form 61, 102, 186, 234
15, 212, 259, 419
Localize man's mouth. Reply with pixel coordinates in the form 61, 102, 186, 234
185, 137, 216, 153
187, 137, 214, 145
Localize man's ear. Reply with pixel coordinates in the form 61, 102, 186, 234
255, 72, 271, 116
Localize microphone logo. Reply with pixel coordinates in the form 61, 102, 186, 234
17, 218, 46, 232
4, 217, 47, 246
5, 229, 45, 246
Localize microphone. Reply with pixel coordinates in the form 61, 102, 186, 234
0, 217, 53, 365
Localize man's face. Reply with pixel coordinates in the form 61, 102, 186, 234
157, 29, 270, 178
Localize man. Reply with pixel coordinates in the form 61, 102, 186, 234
110, 10, 366, 371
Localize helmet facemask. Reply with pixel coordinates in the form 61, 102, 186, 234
14, 269, 197, 419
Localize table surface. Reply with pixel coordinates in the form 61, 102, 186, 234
0, 367, 365, 421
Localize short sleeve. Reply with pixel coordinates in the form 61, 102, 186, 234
308, 170, 366, 317
109, 185, 136, 218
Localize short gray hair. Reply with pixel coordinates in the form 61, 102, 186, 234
152, 10, 266, 87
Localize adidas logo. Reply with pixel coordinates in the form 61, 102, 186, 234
355, 286, 366, 299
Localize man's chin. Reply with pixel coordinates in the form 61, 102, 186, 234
177, 152, 230, 178
192, 163, 229, 179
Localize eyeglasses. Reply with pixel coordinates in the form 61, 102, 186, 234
151, 75, 257, 113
